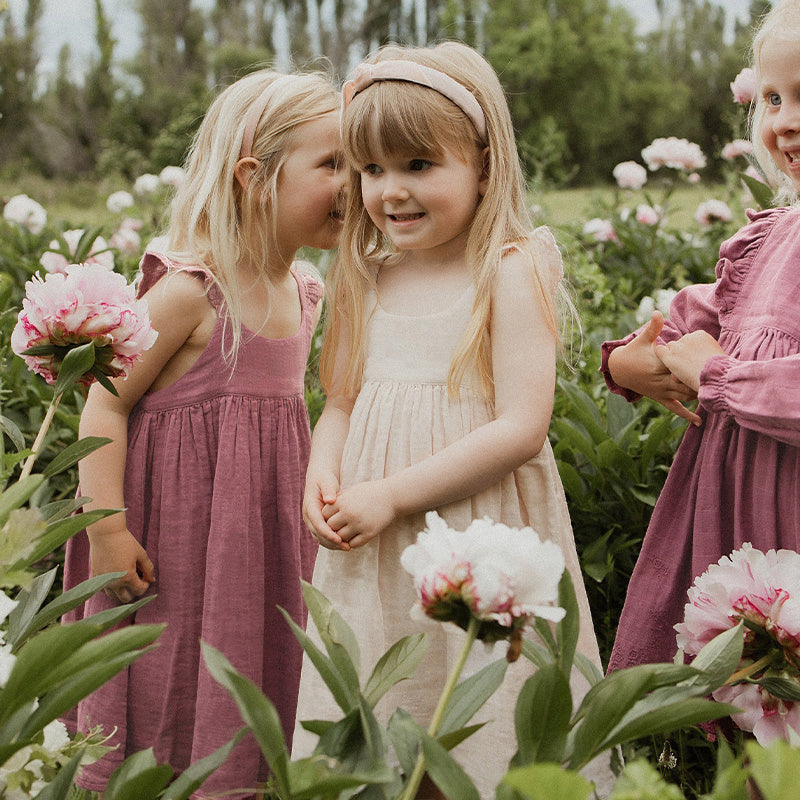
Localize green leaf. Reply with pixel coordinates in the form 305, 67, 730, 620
161, 729, 249, 800
682, 622, 744, 691
439, 658, 508, 735
740, 172, 775, 210
105, 748, 174, 800
503, 761, 592, 800
200, 641, 290, 794
421, 729, 481, 800
745, 739, 800, 800
0, 475, 45, 527
0, 414, 25, 452
556, 571, 579, 679
10, 572, 128, 649
531, 617, 558, 659
280, 606, 355, 714
42, 436, 111, 477
437, 722, 485, 752
756, 675, 800, 702
363, 633, 428, 707
520, 638, 555, 670
32, 750, 85, 799
286, 757, 395, 800
513, 664, 572, 765
53, 342, 97, 397
6, 567, 58, 646
387, 708, 423, 776
301, 582, 361, 700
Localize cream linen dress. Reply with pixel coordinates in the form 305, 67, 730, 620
293, 229, 612, 798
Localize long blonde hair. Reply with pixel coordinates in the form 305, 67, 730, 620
166, 69, 338, 360
321, 42, 563, 398
750, 0, 800, 205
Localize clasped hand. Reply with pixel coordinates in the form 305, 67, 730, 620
610, 312, 725, 426
303, 476, 396, 551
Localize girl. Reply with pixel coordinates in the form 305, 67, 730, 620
604, 0, 800, 672
63, 69, 345, 798
293, 42, 611, 798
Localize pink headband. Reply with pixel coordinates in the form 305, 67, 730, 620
342, 60, 488, 144
239, 77, 288, 160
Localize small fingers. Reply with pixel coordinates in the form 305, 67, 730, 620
663, 399, 702, 426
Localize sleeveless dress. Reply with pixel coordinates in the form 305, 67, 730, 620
292, 230, 611, 798
604, 207, 800, 671
62, 251, 321, 799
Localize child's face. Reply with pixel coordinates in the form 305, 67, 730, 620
759, 32, 800, 191
274, 112, 345, 256
358, 140, 487, 258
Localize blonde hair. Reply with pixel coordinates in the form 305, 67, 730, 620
750, 0, 800, 205
322, 41, 564, 398
166, 69, 338, 360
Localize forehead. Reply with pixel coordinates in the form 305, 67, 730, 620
289, 112, 341, 152
758, 33, 800, 84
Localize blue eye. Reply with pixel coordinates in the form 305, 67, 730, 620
409, 159, 431, 172
362, 163, 382, 175
768, 92, 782, 106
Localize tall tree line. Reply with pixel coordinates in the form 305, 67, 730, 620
0, 0, 769, 184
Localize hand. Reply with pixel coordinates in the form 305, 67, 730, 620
608, 311, 701, 425
655, 330, 727, 393
88, 529, 155, 604
322, 480, 397, 549
303, 472, 349, 551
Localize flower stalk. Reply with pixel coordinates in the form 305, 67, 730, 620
725, 653, 778, 686
19, 393, 61, 480
401, 615, 480, 800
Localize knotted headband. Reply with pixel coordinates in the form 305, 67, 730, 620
342, 60, 488, 145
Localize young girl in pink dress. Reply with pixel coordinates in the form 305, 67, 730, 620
604, 0, 800, 672
293, 42, 612, 798
63, 69, 345, 798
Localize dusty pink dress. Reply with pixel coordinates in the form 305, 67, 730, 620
63, 252, 320, 799
604, 208, 800, 671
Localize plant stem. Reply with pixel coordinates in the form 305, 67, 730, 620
19, 393, 62, 480
725, 653, 776, 685
401, 616, 480, 800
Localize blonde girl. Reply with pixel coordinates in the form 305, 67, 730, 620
605, 0, 800, 673
294, 42, 611, 798
63, 69, 345, 799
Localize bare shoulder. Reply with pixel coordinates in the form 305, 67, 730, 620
142, 268, 213, 323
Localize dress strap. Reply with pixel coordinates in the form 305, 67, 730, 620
137, 250, 225, 311
293, 262, 324, 311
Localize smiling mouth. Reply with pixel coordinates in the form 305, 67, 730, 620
787, 152, 800, 164
389, 213, 424, 222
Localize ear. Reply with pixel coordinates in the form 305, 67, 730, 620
234, 157, 260, 190
478, 147, 490, 196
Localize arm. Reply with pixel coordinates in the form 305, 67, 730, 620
302, 323, 356, 551
658, 336, 800, 447
323, 250, 561, 548
79, 270, 214, 602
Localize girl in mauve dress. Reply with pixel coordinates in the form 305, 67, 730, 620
63, 69, 345, 799
294, 42, 612, 799
604, 0, 800, 672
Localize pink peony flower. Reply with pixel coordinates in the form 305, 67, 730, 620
642, 137, 706, 172
721, 139, 754, 161
613, 160, 648, 190
731, 68, 756, 105
159, 165, 186, 188
582, 217, 617, 243
11, 263, 158, 386
635, 204, 662, 226
133, 173, 160, 196
106, 190, 135, 214
400, 512, 565, 643
40, 229, 115, 274
109, 226, 142, 256
687, 172, 701, 184
713, 683, 800, 746
3, 194, 47, 234
695, 199, 733, 227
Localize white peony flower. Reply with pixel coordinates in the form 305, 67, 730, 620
106, 190, 135, 214
133, 173, 161, 195
159, 165, 186, 188
3, 194, 47, 234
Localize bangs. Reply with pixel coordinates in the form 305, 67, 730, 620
344, 81, 479, 166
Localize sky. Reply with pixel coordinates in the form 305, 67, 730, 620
7, 0, 756, 80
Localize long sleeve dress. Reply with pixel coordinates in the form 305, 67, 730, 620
603, 207, 800, 671
63, 252, 320, 799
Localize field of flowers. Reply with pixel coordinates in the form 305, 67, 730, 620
1, 69, 799, 800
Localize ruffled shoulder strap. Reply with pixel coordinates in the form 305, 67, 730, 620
293, 260, 324, 309
136, 250, 225, 310
502, 226, 564, 296
713, 207, 790, 313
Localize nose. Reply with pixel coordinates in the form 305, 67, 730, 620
774, 99, 800, 135
381, 172, 409, 202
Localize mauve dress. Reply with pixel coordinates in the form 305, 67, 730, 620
604, 207, 800, 671
62, 251, 320, 799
